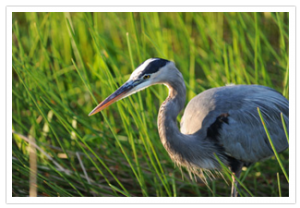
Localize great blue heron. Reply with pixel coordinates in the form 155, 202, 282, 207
89, 58, 289, 197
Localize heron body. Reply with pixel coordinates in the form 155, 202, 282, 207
89, 58, 289, 197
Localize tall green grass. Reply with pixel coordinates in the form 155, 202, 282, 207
12, 12, 289, 197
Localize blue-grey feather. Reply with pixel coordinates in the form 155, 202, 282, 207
180, 85, 289, 163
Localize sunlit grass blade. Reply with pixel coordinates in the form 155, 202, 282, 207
281, 112, 289, 144
277, 172, 282, 197
282, 62, 289, 98
109, 184, 131, 197
126, 32, 135, 71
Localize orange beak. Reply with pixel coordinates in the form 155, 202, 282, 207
89, 80, 137, 116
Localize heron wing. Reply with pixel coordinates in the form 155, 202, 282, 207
180, 85, 289, 163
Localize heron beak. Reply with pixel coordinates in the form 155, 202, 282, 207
88, 80, 137, 116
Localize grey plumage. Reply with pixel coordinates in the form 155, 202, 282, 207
89, 58, 289, 197
180, 85, 288, 163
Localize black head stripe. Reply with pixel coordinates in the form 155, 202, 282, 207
139, 58, 170, 77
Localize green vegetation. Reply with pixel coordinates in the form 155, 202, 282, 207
12, 12, 289, 197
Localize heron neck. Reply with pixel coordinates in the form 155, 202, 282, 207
157, 76, 190, 162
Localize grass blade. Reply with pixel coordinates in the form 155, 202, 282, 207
277, 172, 282, 197
281, 112, 289, 144
109, 184, 131, 197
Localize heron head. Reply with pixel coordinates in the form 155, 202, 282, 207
89, 58, 175, 116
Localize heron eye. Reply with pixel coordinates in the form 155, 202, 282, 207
143, 75, 150, 79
